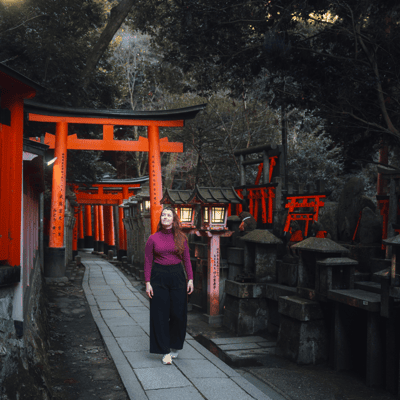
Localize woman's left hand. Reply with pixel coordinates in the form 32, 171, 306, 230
187, 279, 194, 295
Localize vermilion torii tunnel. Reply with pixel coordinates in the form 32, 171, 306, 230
27, 100, 205, 277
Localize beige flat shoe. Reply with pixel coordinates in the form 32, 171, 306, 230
162, 353, 172, 365
170, 349, 179, 359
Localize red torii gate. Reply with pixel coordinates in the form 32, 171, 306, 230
69, 181, 143, 258
27, 101, 205, 276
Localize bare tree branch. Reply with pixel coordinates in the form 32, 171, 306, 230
0, 14, 48, 34
82, 0, 136, 88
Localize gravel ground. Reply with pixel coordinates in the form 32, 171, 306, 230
45, 265, 129, 400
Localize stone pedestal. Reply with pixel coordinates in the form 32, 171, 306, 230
316, 257, 357, 295
135, 267, 145, 281
276, 258, 298, 287
118, 249, 127, 260
241, 229, 282, 282
276, 295, 328, 365
201, 314, 223, 326
44, 247, 66, 278
227, 247, 244, 281
223, 280, 268, 336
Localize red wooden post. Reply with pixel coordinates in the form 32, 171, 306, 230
207, 234, 221, 317
93, 205, 99, 252
49, 122, 68, 248
84, 205, 93, 248
45, 121, 68, 276
148, 124, 163, 234
103, 206, 116, 255
103, 206, 110, 254
78, 206, 85, 249
7, 100, 25, 266
98, 205, 105, 254
109, 206, 116, 253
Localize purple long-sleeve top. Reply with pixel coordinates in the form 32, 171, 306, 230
144, 229, 193, 282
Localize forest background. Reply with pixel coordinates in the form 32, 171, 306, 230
2, 0, 400, 200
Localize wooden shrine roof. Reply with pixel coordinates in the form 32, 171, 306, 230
0, 63, 44, 92
25, 100, 206, 121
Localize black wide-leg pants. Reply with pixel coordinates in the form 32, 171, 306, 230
149, 262, 187, 354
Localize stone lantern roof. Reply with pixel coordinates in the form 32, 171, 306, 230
135, 186, 150, 200
161, 186, 243, 205
188, 185, 243, 204
383, 234, 400, 246
161, 189, 192, 205
316, 257, 358, 266
241, 229, 282, 244
291, 237, 349, 253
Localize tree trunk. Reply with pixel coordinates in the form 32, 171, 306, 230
82, 0, 136, 88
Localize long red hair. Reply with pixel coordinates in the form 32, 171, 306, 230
157, 207, 188, 258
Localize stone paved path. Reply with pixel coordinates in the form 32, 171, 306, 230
81, 256, 273, 400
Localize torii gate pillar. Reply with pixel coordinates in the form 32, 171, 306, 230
44, 122, 68, 277
148, 125, 163, 233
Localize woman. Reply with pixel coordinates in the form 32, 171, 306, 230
144, 207, 194, 365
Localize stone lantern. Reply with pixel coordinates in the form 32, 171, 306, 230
188, 186, 242, 325
223, 229, 282, 335
291, 237, 350, 300
240, 229, 283, 283
121, 197, 137, 272
134, 185, 151, 281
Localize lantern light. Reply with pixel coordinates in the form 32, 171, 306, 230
211, 206, 226, 224
203, 206, 209, 223
144, 200, 151, 212
180, 207, 193, 223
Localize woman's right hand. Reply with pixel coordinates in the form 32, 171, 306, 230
145, 282, 153, 299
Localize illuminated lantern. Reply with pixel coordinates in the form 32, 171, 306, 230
160, 189, 195, 230
188, 186, 240, 231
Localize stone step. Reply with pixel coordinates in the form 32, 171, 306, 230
265, 283, 297, 301
370, 258, 391, 274
207, 336, 277, 368
327, 289, 381, 312
354, 281, 381, 294
354, 271, 370, 282
372, 268, 390, 284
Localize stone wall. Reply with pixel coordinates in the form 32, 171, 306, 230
0, 253, 53, 399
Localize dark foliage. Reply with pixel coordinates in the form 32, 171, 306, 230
129, 0, 400, 169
